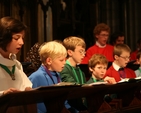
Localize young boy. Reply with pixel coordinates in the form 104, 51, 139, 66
86, 54, 116, 84
0, 16, 32, 112
81, 23, 114, 64
134, 50, 141, 77
60, 36, 88, 112
86, 54, 116, 107
105, 44, 136, 82
29, 41, 72, 113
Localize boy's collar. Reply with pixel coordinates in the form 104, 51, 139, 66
96, 41, 106, 48
66, 60, 71, 65
112, 62, 121, 71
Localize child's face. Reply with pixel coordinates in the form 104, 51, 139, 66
49, 56, 66, 72
70, 46, 85, 64
6, 30, 25, 54
96, 31, 109, 46
90, 63, 107, 80
115, 51, 130, 67
115, 36, 124, 45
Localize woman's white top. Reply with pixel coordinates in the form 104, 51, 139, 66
0, 54, 32, 96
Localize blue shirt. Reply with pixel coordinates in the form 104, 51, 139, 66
29, 65, 71, 113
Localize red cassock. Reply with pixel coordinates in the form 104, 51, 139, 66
130, 50, 138, 61
105, 65, 136, 82
81, 44, 114, 64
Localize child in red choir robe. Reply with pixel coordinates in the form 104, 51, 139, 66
105, 44, 136, 82
81, 23, 114, 64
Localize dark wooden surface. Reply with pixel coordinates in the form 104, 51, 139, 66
0, 81, 141, 113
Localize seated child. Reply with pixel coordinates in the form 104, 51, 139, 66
60, 36, 86, 84
60, 36, 88, 112
29, 41, 73, 113
105, 44, 136, 82
86, 54, 116, 105
86, 54, 116, 84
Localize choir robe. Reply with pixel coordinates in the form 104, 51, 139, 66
130, 50, 138, 61
81, 44, 114, 64
105, 65, 136, 82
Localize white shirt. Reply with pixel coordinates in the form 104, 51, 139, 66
96, 41, 106, 48
112, 62, 121, 71
0, 54, 32, 96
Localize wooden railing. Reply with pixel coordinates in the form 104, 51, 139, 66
0, 80, 141, 113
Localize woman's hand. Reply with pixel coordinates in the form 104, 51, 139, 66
3, 88, 20, 95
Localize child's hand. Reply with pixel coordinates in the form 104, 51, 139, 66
104, 76, 116, 84
3, 88, 21, 95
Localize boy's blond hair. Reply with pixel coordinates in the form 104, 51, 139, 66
88, 54, 108, 70
113, 44, 131, 56
39, 41, 67, 64
63, 36, 86, 51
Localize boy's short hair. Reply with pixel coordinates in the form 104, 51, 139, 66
113, 44, 131, 56
93, 23, 110, 36
63, 36, 86, 51
88, 54, 108, 69
136, 50, 141, 59
39, 41, 67, 64
0, 16, 27, 51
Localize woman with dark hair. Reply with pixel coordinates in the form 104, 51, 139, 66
0, 16, 33, 112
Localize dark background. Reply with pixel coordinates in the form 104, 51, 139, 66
0, 0, 141, 61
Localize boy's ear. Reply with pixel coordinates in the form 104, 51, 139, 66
95, 34, 99, 39
114, 55, 119, 60
89, 67, 93, 72
67, 49, 73, 56
46, 57, 52, 65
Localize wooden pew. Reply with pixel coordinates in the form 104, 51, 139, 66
0, 81, 141, 113
0, 86, 80, 113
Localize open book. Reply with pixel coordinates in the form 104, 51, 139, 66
33, 82, 81, 90
82, 81, 108, 87
54, 82, 80, 86
118, 76, 141, 83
